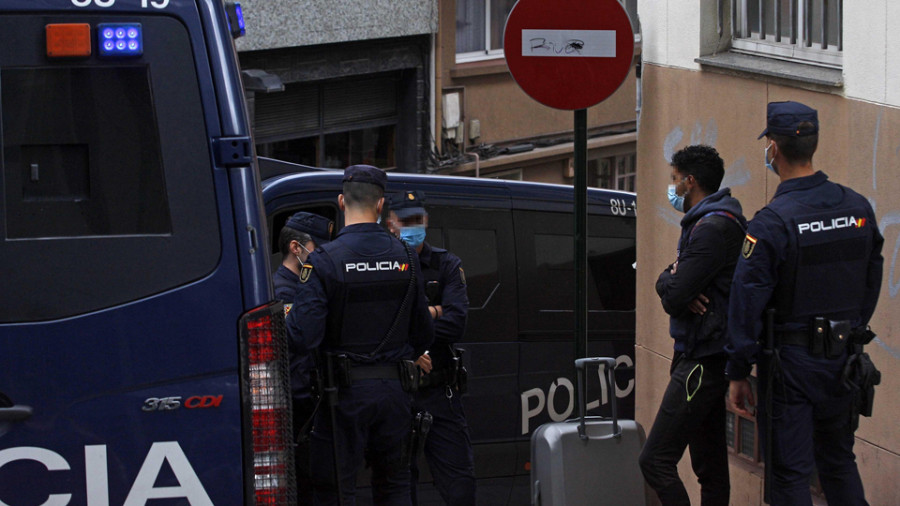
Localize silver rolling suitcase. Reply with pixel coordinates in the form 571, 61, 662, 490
531, 357, 647, 506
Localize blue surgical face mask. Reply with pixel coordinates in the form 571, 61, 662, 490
399, 225, 426, 247
764, 142, 779, 175
667, 184, 685, 213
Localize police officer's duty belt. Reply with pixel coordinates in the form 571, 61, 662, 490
331, 356, 419, 392
776, 320, 874, 359
349, 365, 400, 381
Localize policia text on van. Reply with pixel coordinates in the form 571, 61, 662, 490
0, 1, 298, 503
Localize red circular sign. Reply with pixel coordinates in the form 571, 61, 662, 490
503, 0, 635, 110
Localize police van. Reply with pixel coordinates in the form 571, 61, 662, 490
0, 1, 296, 504
261, 158, 637, 504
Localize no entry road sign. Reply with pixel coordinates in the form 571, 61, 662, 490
503, 0, 635, 110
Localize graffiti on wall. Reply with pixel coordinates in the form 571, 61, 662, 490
656, 118, 750, 227
869, 108, 900, 360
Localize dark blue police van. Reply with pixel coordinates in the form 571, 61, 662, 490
260, 158, 637, 504
0, 1, 296, 504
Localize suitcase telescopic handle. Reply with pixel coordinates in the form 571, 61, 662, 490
575, 357, 620, 441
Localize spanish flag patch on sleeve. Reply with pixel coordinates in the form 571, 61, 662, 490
741, 234, 758, 259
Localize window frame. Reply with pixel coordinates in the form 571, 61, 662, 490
455, 0, 641, 64
731, 0, 842, 69
592, 152, 636, 192
455, 0, 514, 64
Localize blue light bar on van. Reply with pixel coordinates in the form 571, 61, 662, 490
97, 23, 142, 58
225, 2, 246, 39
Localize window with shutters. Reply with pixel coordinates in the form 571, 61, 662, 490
731, 0, 841, 68
255, 74, 399, 169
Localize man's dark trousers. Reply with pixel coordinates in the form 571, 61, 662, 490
639, 353, 730, 506
310, 379, 412, 506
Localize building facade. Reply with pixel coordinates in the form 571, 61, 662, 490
234, 0, 640, 186
635, 1, 900, 504
235, 0, 437, 172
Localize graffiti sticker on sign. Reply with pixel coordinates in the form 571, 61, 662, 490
522, 29, 616, 58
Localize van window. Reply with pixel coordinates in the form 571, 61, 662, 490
268, 202, 339, 272
0, 15, 219, 322
426, 205, 518, 341
533, 234, 636, 311
515, 210, 636, 334
445, 228, 499, 310
4, 66, 169, 238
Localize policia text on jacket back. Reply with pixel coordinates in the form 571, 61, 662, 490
726, 101, 884, 506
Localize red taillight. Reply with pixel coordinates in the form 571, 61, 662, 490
252, 407, 284, 452
241, 302, 296, 505
248, 315, 276, 363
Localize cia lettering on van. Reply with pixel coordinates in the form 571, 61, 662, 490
519, 354, 635, 435
142, 395, 223, 411
0, 442, 212, 505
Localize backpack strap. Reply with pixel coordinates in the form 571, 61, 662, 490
688, 210, 745, 243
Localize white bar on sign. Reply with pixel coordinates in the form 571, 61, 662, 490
522, 29, 616, 58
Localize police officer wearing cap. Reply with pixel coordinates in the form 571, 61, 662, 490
273, 210, 334, 505
288, 165, 433, 505
726, 101, 884, 505
274, 211, 334, 303
388, 191, 476, 506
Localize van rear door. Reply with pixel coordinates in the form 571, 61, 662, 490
0, 1, 281, 503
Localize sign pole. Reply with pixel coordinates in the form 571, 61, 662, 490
574, 108, 587, 364
503, 0, 634, 409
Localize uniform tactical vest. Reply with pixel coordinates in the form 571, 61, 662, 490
768, 184, 873, 324
319, 235, 413, 358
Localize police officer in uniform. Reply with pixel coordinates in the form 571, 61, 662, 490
273, 211, 333, 505
288, 165, 433, 506
726, 101, 884, 505
388, 191, 476, 506
274, 211, 333, 303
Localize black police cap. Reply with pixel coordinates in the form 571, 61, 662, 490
284, 211, 333, 245
343, 164, 387, 190
390, 190, 427, 219
758, 101, 819, 139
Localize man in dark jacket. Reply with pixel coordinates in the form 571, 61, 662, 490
639, 145, 747, 506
